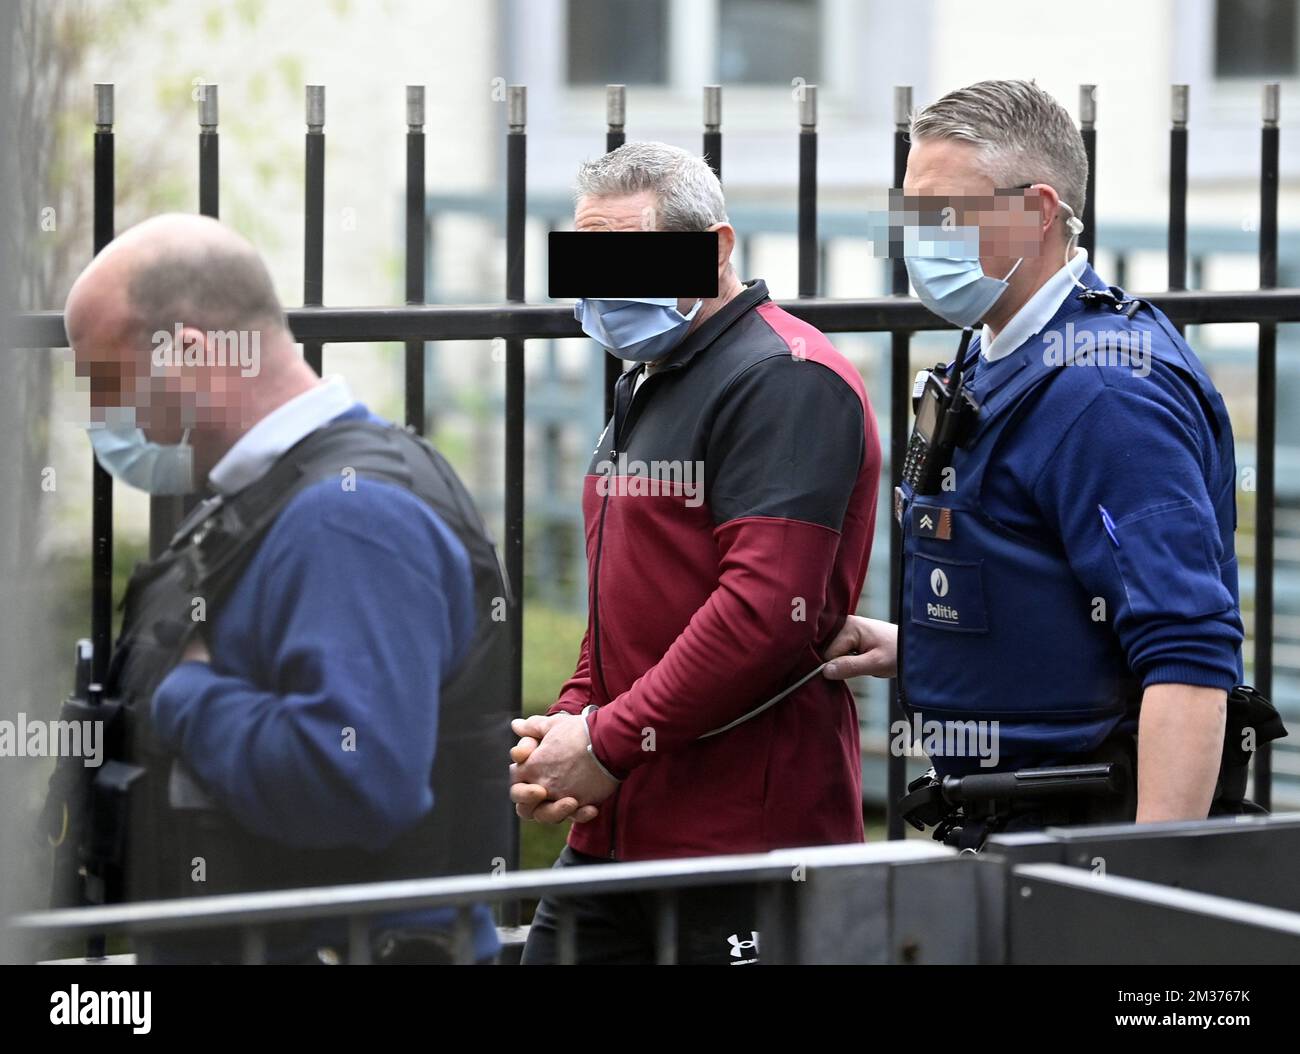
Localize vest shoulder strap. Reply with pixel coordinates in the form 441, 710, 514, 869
188, 418, 425, 608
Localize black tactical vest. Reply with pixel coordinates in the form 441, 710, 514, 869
100, 417, 513, 902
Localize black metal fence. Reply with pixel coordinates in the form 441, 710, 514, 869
12, 80, 1300, 839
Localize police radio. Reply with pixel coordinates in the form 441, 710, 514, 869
901, 328, 979, 495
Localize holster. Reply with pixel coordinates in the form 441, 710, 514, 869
901, 747, 1135, 852
1211, 684, 1287, 815
897, 684, 1289, 850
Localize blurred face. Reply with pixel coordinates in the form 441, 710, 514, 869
902, 138, 1050, 284
573, 191, 734, 313
67, 305, 207, 445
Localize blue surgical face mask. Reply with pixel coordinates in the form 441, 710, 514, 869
904, 224, 1022, 328
574, 296, 703, 362
86, 410, 195, 495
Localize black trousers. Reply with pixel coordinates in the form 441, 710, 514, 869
521, 847, 761, 965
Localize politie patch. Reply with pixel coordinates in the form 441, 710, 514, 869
911, 555, 988, 632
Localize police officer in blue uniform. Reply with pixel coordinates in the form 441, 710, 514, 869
825, 81, 1279, 846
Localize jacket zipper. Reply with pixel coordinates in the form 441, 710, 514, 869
591, 367, 632, 858
589, 363, 676, 859
592, 474, 619, 858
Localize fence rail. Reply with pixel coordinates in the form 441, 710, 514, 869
9, 79, 1295, 844
13, 289, 1300, 349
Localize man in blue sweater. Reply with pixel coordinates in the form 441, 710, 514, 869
825, 81, 1249, 842
64, 214, 506, 962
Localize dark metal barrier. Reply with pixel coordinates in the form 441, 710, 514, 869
989, 813, 1300, 965
988, 812, 1300, 912
11, 840, 957, 965
13, 815, 1300, 964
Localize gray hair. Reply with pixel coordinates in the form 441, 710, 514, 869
910, 79, 1088, 224
574, 141, 729, 232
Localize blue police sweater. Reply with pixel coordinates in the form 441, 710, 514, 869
152, 404, 499, 961
955, 308, 1245, 769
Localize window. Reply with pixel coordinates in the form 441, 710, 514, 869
718, 0, 822, 83
564, 0, 826, 90
567, 0, 670, 85
1214, 0, 1298, 78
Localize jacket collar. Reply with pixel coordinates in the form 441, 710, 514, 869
208, 375, 359, 495
652, 278, 771, 373
979, 248, 1092, 363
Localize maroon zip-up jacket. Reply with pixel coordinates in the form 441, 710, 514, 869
550, 278, 882, 860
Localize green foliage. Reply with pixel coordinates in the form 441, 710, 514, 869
274, 54, 304, 98
524, 604, 586, 715
232, 0, 266, 28
520, 818, 572, 870
428, 420, 471, 473
44, 533, 149, 702
201, 6, 224, 37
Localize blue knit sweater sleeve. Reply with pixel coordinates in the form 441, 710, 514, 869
151, 476, 476, 851
1030, 373, 1243, 691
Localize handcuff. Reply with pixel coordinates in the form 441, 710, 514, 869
580, 703, 623, 783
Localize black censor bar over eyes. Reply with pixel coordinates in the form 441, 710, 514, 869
548, 231, 719, 299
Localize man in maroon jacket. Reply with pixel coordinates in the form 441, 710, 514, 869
511, 142, 881, 964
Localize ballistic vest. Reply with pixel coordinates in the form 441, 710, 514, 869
102, 417, 513, 902
896, 276, 1237, 746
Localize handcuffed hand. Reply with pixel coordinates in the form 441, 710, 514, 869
509, 713, 617, 825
